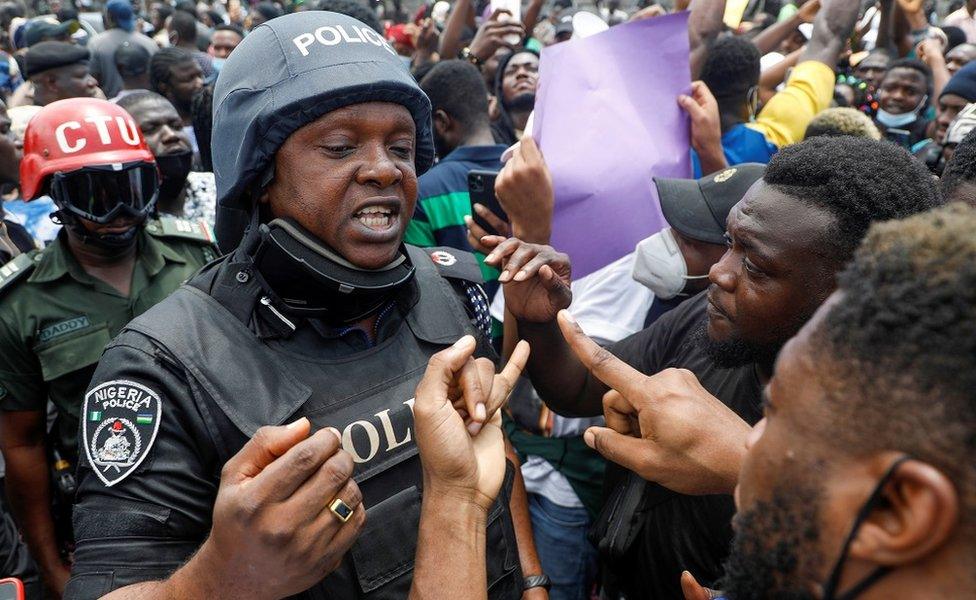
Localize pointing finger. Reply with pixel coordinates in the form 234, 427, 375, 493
557, 310, 648, 398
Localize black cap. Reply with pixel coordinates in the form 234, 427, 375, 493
24, 41, 89, 78
654, 163, 765, 245
114, 41, 151, 77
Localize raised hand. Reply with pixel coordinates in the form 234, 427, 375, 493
413, 336, 530, 509
557, 311, 750, 495
483, 237, 572, 323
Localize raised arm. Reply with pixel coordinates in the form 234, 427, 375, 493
801, 0, 862, 67
751, 0, 820, 56
688, 0, 727, 79
439, 0, 476, 62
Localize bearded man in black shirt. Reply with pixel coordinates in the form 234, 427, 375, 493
481, 135, 943, 598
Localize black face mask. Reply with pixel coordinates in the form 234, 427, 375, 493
156, 150, 193, 203
250, 217, 416, 325
54, 210, 144, 250
820, 455, 912, 600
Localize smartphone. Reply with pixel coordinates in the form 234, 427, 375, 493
468, 169, 509, 236
885, 128, 912, 149
0, 579, 24, 600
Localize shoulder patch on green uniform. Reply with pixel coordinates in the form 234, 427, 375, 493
421, 247, 483, 283
145, 217, 215, 245
0, 252, 38, 296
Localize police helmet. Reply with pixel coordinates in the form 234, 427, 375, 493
212, 10, 435, 251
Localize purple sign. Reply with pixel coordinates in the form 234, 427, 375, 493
533, 12, 692, 279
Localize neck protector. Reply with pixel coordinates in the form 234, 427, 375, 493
250, 217, 415, 324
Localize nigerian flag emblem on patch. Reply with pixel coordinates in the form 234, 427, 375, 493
136, 413, 154, 425
89, 411, 102, 421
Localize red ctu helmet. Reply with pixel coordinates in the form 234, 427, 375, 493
20, 97, 155, 201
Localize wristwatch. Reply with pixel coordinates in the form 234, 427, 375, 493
459, 46, 483, 69
523, 574, 551, 592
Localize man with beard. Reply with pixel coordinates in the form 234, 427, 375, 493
540, 204, 976, 600
149, 47, 204, 155
0, 99, 216, 599
481, 135, 942, 598
491, 49, 539, 146
712, 204, 976, 600
118, 91, 214, 225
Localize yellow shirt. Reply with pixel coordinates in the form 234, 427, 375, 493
747, 60, 836, 149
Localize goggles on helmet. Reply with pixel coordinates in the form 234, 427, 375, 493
50, 161, 158, 225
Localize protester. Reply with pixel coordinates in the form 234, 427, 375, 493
874, 58, 933, 148
946, 41, 976, 74
109, 42, 151, 103
248, 1, 283, 30
87, 0, 157, 99
804, 106, 882, 139
406, 60, 508, 288
117, 91, 214, 225
24, 42, 99, 106
492, 49, 538, 146
636, 164, 766, 322
944, 0, 976, 43
148, 0, 173, 45
484, 135, 942, 598
149, 47, 203, 153
0, 98, 217, 599
22, 17, 76, 47
165, 9, 215, 82
695, 0, 858, 175
852, 50, 892, 91
553, 202, 976, 600
173, 0, 213, 52
67, 12, 544, 599
208, 23, 243, 59
940, 124, 976, 204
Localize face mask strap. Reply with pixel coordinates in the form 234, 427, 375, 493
821, 455, 913, 600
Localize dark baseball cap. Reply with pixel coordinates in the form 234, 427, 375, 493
24, 18, 79, 48
654, 163, 765, 245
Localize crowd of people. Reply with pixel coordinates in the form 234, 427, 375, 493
0, 0, 973, 599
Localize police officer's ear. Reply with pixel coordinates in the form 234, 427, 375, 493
256, 163, 276, 205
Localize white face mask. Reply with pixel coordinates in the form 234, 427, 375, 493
632, 227, 709, 300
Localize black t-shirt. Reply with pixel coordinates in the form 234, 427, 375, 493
603, 292, 763, 599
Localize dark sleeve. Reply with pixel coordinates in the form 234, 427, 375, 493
606, 293, 706, 376
66, 331, 221, 599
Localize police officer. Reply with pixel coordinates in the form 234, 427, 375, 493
67, 11, 545, 600
0, 98, 217, 598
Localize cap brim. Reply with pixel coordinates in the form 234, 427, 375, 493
655, 176, 726, 245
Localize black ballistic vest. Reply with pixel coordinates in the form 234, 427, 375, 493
125, 246, 523, 599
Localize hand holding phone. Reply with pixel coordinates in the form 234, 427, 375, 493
468, 170, 510, 236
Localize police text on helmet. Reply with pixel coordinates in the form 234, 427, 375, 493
291, 24, 395, 57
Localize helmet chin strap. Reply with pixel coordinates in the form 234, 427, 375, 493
53, 210, 143, 250
248, 215, 416, 325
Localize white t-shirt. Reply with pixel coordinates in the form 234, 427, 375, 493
493, 252, 654, 507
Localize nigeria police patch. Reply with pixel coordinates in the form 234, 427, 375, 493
82, 380, 162, 487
